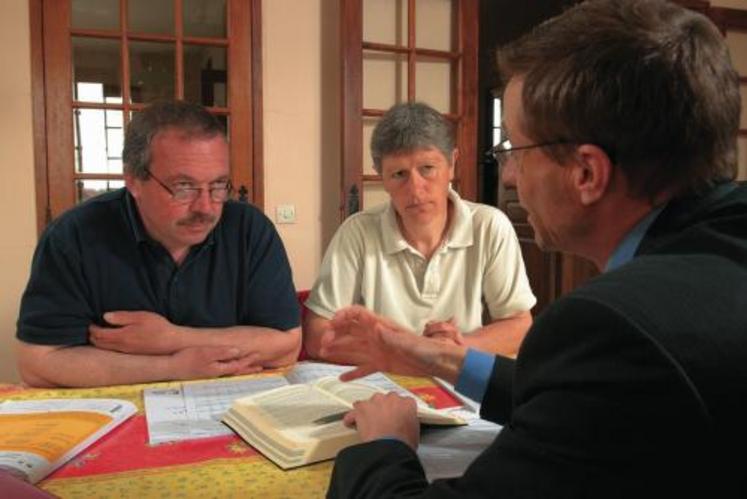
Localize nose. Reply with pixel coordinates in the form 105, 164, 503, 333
190, 188, 214, 212
406, 170, 427, 195
501, 161, 517, 188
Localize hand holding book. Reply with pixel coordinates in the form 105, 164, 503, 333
343, 392, 421, 450
222, 375, 464, 469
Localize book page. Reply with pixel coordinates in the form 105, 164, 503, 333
287, 362, 427, 407
238, 383, 353, 439
312, 377, 464, 426
312, 376, 383, 405
0, 399, 135, 484
225, 383, 360, 468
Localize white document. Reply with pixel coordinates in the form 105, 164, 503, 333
418, 409, 502, 482
144, 377, 289, 445
143, 362, 427, 445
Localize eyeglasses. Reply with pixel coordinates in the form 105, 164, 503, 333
145, 169, 233, 204
488, 140, 571, 167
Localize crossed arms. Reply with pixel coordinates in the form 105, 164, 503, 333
16, 310, 300, 387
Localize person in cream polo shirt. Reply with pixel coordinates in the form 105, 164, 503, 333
303, 102, 535, 362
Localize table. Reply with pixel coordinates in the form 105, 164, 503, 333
0, 371, 462, 498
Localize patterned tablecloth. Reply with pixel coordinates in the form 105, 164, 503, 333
0, 371, 461, 499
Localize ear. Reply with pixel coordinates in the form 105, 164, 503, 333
124, 173, 140, 199
449, 149, 459, 181
570, 144, 613, 206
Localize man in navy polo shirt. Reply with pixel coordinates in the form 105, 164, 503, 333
16, 101, 301, 387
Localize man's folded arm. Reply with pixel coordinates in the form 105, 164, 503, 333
15, 337, 267, 388
87, 310, 301, 367
168, 325, 302, 367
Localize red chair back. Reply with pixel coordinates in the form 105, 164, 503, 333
296, 290, 310, 360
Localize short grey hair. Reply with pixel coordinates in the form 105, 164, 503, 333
123, 100, 226, 179
370, 102, 455, 173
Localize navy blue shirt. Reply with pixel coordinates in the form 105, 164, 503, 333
17, 189, 300, 345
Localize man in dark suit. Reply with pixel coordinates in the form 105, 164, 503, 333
320, 0, 747, 497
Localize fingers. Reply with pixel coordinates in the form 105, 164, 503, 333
88, 325, 125, 351
213, 351, 262, 376
339, 365, 376, 382
102, 310, 141, 326
342, 409, 357, 427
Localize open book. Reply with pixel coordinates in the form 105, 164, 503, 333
0, 398, 136, 484
222, 375, 465, 469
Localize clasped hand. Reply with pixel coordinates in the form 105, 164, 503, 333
89, 310, 263, 379
422, 317, 465, 346
89, 310, 183, 354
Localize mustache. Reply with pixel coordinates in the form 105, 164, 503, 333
177, 212, 217, 226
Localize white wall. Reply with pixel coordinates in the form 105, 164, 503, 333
0, 0, 36, 382
263, 0, 340, 291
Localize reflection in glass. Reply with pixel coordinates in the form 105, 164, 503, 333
76, 179, 125, 204
215, 115, 229, 136
492, 97, 503, 146
128, 0, 173, 34
363, 0, 407, 46
184, 0, 227, 38
130, 41, 175, 103
362, 117, 379, 175
363, 51, 407, 110
415, 0, 453, 51
363, 183, 389, 210
73, 106, 125, 174
184, 45, 227, 107
72, 0, 119, 30
725, 31, 747, 75
72, 37, 122, 103
415, 57, 452, 113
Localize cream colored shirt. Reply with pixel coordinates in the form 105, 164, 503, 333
306, 189, 536, 334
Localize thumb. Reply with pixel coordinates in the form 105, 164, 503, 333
103, 310, 140, 326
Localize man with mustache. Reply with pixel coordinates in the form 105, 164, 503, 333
16, 101, 301, 387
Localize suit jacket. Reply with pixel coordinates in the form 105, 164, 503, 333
327, 183, 747, 498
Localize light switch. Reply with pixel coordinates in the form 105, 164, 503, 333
276, 204, 296, 224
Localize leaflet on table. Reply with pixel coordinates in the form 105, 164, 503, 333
144, 361, 435, 445
417, 408, 503, 481
0, 398, 136, 484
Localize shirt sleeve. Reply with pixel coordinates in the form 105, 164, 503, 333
16, 224, 94, 345
482, 209, 537, 319
305, 215, 366, 319
454, 348, 496, 403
